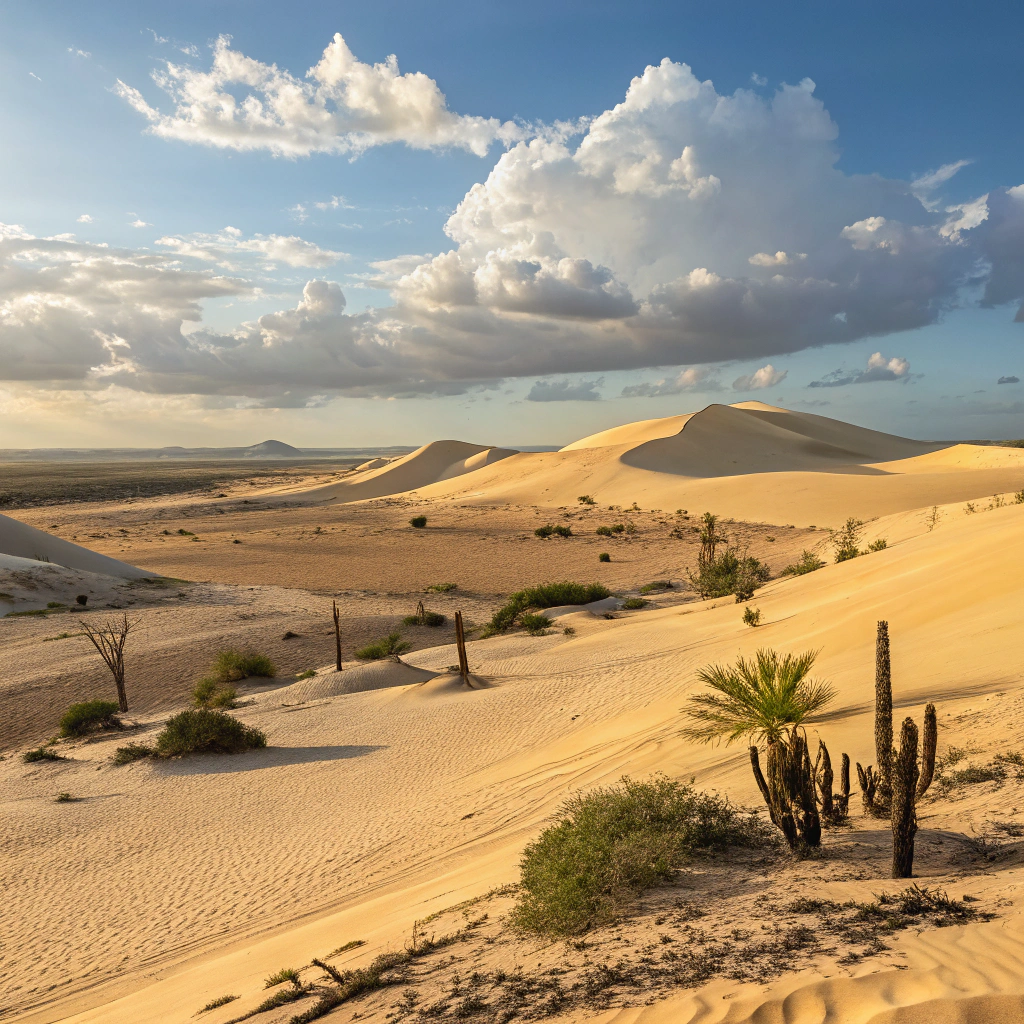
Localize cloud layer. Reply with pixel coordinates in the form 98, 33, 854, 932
809, 351, 912, 388
4, 54, 1024, 404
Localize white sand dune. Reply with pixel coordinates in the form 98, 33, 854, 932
0, 512, 154, 579
273, 440, 519, 504
277, 404, 1024, 527
269, 659, 438, 701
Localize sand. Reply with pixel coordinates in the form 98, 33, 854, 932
4, 403, 1024, 1024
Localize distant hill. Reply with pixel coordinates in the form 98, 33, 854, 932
242, 439, 303, 457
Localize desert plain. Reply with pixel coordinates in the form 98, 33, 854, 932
5, 401, 1024, 1024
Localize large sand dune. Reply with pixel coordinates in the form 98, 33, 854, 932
278, 404, 1024, 527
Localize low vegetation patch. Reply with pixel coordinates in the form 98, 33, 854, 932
687, 551, 770, 601
639, 580, 673, 595
112, 742, 155, 765
155, 710, 267, 757
595, 524, 626, 537
830, 517, 864, 562
518, 613, 551, 635
782, 550, 825, 576
410, 516, 428, 528
577, 495, 596, 505
192, 677, 239, 709
621, 597, 647, 610
534, 524, 572, 538
355, 632, 411, 660
486, 582, 611, 635
743, 606, 762, 627
266, 967, 302, 989
598, 552, 610, 562
427, 582, 457, 593
197, 994, 239, 1014
212, 650, 276, 682
23, 746, 67, 763
59, 699, 123, 737
512, 775, 773, 936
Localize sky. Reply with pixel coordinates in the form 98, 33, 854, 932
1, 0, 1023, 448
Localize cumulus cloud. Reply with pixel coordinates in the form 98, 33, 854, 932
911, 159, 971, 209
998, 375, 1020, 384
809, 351, 912, 387
526, 378, 603, 402
621, 366, 720, 397
156, 228, 347, 268
116, 33, 523, 158
733, 364, 787, 391
748, 250, 806, 267
76, 214, 93, 224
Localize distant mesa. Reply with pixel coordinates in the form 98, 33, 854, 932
244, 439, 303, 457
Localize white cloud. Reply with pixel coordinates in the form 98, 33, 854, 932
748, 250, 806, 267
911, 159, 972, 209
526, 378, 603, 402
28, 72, 41, 82
130, 219, 151, 228
733, 364, 787, 390
116, 33, 523, 158
621, 366, 720, 397
156, 228, 347, 268
76, 214, 93, 224
314, 195, 355, 211
750, 73, 767, 87
808, 351, 912, 387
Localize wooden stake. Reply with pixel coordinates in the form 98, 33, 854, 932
416, 600, 426, 625
455, 610, 470, 680
333, 599, 342, 672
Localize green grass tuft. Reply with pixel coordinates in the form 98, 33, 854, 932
621, 597, 647, 610
486, 582, 611, 634
355, 632, 411, 660
24, 746, 68, 763
112, 742, 154, 765
211, 650, 275, 682
265, 967, 302, 989
639, 580, 673, 594
196, 994, 238, 1014
518, 612, 551, 635
782, 550, 825, 576
192, 677, 239, 709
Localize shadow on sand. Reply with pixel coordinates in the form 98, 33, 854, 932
156, 744, 386, 776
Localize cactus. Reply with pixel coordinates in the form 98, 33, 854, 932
814, 740, 834, 818
917, 703, 937, 797
874, 621, 893, 808
891, 716, 920, 878
836, 753, 851, 817
856, 762, 877, 812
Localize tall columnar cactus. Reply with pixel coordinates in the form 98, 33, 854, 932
856, 762, 877, 812
891, 716, 920, 878
837, 753, 851, 817
814, 740, 834, 818
917, 703, 938, 797
874, 621, 893, 809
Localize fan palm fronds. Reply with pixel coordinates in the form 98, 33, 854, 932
682, 648, 835, 746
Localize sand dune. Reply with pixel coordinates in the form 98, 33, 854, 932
276, 404, 1024, 529
275, 440, 519, 504
0, 512, 154, 579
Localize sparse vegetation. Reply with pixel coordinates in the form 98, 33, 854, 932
639, 580, 673, 594
518, 613, 551, 635
404, 600, 446, 627
577, 495, 596, 505
23, 746, 67, 763
486, 582, 611, 635
782, 550, 825, 576
595, 524, 626, 537
211, 649, 276, 681
81, 613, 135, 712
687, 550, 770, 601
112, 742, 155, 765
535, 524, 572, 538
867, 538, 888, 552
1015, 490, 1024, 504
743, 606, 761, 627
265, 967, 303, 989
192, 677, 239, 709
296, 669, 317, 680
427, 582, 457, 593
512, 776, 773, 936
621, 597, 647, 610
355, 632, 411, 660
598, 552, 610, 562
197, 994, 239, 1014
155, 710, 267, 757
830, 517, 864, 562
928, 505, 940, 530
55, 791, 75, 802
410, 516, 428, 528
59, 699, 123, 737
965, 501, 977, 514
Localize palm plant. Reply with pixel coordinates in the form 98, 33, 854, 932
682, 649, 837, 850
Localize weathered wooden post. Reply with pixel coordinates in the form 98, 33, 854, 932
455, 610, 470, 680
332, 599, 342, 672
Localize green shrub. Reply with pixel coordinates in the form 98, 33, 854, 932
595, 525, 614, 536
295, 669, 317, 680
830, 517, 864, 562
112, 742, 154, 765
402, 610, 446, 627
743, 606, 762, 627
687, 550, 770, 600
535, 524, 554, 538
46, 601, 66, 609
23, 747, 67, 763
56, 791, 74, 803
192, 677, 239, 709
177, 528, 194, 536
1015, 490, 1024, 504
355, 632, 411, 660
518, 612, 551, 635
511, 776, 772, 935
577, 494, 596, 505
155, 709, 267, 757
598, 552, 611, 562
59, 699, 123, 737
552, 525, 572, 538
486, 582, 611, 634
211, 650, 276, 682
782, 550, 825, 576
621, 597, 647, 610
410, 516, 427, 528
197, 995, 238, 1014
639, 580, 673, 595
426, 582, 457, 592
867, 538, 888, 552
265, 967, 302, 989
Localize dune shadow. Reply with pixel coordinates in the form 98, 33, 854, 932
156, 744, 386, 776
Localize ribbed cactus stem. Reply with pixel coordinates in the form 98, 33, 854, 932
856, 762, 876, 812
917, 703, 937, 797
815, 740, 834, 818
891, 716, 920, 878
875, 621, 893, 807
836, 753, 851, 817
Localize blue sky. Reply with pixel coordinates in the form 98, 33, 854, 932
1, 0, 1022, 447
